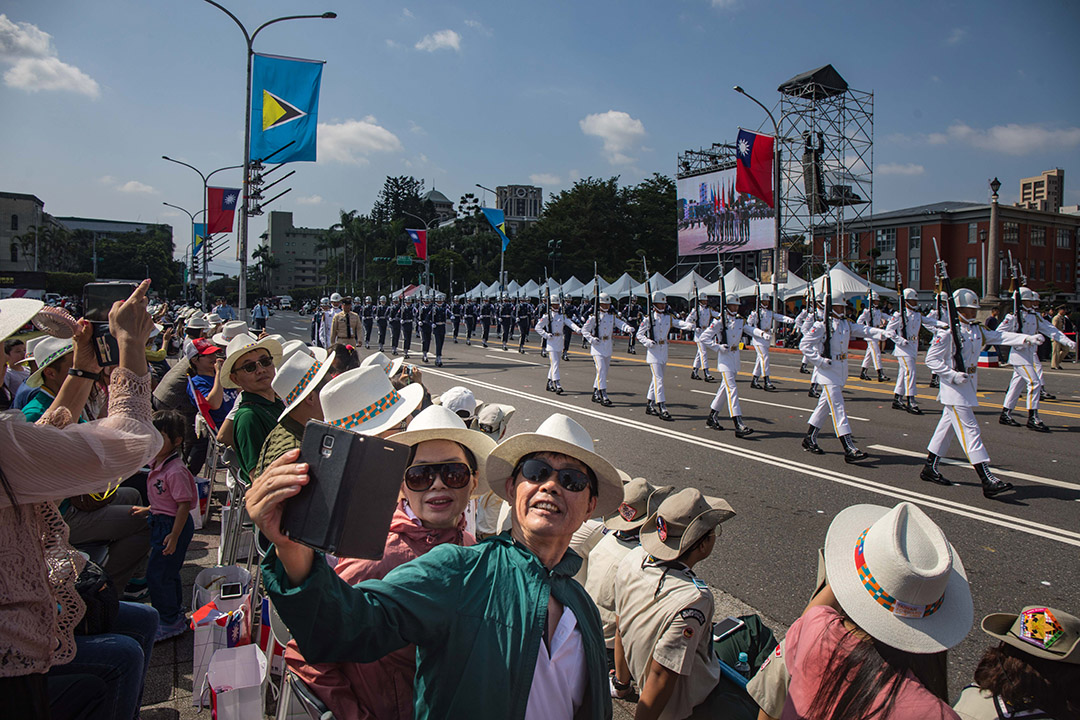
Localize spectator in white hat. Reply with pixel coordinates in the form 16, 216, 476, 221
212, 320, 249, 347
20, 337, 77, 423
181, 315, 210, 359
319, 364, 425, 438
220, 333, 283, 482
253, 347, 333, 479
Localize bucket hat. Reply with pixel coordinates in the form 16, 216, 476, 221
272, 349, 336, 422
389, 404, 496, 488
185, 316, 210, 331
981, 606, 1080, 664
475, 403, 514, 441
220, 333, 283, 389
605, 477, 675, 532
320, 365, 424, 436
26, 336, 75, 388
640, 488, 734, 561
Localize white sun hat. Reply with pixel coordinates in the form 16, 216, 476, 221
389, 404, 497, 488
272, 348, 336, 422
320, 365, 424, 436
359, 351, 404, 379
281, 340, 326, 363
0, 298, 44, 343
220, 333, 284, 389
26, 336, 75, 388
213, 320, 249, 346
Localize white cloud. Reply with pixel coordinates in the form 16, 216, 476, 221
415, 29, 461, 52
464, 19, 492, 36
930, 122, 1080, 155
386, 39, 400, 49
946, 27, 967, 45
117, 180, 156, 194
877, 163, 925, 176
408, 120, 426, 135
402, 8, 414, 18
711, 0, 738, 8
0, 14, 99, 97
579, 110, 646, 164
318, 116, 403, 164
530, 173, 560, 186
296, 195, 323, 205
98, 175, 115, 185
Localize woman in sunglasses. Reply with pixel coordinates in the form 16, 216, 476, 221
283, 404, 495, 720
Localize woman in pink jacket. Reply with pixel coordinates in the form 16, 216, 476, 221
283, 404, 496, 720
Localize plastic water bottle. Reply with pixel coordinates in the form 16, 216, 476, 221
734, 651, 751, 678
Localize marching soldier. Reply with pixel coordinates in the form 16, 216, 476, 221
537, 296, 550, 358
921, 288, 1043, 497
885, 288, 943, 415
698, 293, 768, 437
375, 295, 390, 351
479, 295, 494, 348
515, 296, 534, 353
312, 296, 330, 347
926, 291, 950, 388
499, 294, 515, 351
581, 293, 635, 406
998, 287, 1076, 431
464, 296, 478, 345
800, 297, 895, 462
400, 296, 416, 359
748, 292, 796, 391
389, 296, 402, 355
686, 294, 716, 383
793, 299, 818, 375
451, 296, 464, 343
857, 292, 891, 382
329, 296, 361, 346
361, 295, 375, 349
419, 295, 434, 363
432, 294, 449, 367
319, 297, 337, 349
637, 291, 695, 421
535, 295, 582, 394
624, 296, 642, 354
561, 298, 579, 361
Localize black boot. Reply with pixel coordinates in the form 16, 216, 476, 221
1040, 387, 1056, 401
703, 372, 716, 383
690, 369, 700, 381
999, 409, 1021, 427
706, 410, 723, 430
920, 453, 953, 485
658, 403, 673, 421
802, 426, 824, 454
808, 383, 821, 398
906, 397, 924, 415
601, 390, 613, 407
763, 376, 777, 391
800, 362, 810, 374
840, 434, 868, 463
645, 399, 657, 416
562, 352, 569, 361
541, 350, 547, 358
977, 462, 1013, 498
1026, 410, 1050, 433
591, 389, 601, 404
554, 382, 564, 395
891, 393, 907, 410
435, 357, 443, 368
877, 369, 890, 382
546, 380, 554, 392
750, 376, 762, 390
734, 417, 754, 438
859, 368, 870, 381
929, 374, 939, 388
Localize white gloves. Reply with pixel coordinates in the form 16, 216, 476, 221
949, 371, 970, 386
718, 344, 730, 352
587, 335, 599, 345
642, 339, 655, 348
1026, 334, 1046, 345
759, 333, 771, 343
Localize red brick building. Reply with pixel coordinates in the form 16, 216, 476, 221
811, 201, 1080, 301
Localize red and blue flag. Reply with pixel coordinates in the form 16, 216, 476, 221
735, 129, 774, 208
207, 187, 240, 233
406, 228, 427, 260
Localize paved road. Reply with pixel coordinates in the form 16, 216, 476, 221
267, 310, 1080, 697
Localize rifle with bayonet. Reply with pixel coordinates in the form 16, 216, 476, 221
545, 286, 553, 333
593, 263, 600, 326
897, 271, 908, 340
755, 281, 762, 332
932, 237, 967, 375
719, 262, 729, 346
642, 256, 655, 343
1008, 250, 1021, 331
824, 267, 833, 359
866, 265, 874, 328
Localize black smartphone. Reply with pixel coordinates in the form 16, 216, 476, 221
219, 582, 243, 600
83, 283, 136, 367
282, 421, 411, 559
712, 616, 746, 643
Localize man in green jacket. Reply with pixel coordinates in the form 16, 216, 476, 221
220, 333, 283, 483
250, 413, 625, 719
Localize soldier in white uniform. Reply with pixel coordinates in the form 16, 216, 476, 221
319, 299, 338, 349
857, 292, 891, 382
686, 295, 716, 383
535, 296, 582, 394
612, 489, 736, 718
926, 291, 951, 388
997, 287, 1076, 432
637, 291, 695, 421
800, 297, 895, 462
581, 292, 635, 406
921, 288, 1042, 498
746, 292, 795, 391
885, 287, 944, 415
698, 293, 768, 437
795, 298, 823, 384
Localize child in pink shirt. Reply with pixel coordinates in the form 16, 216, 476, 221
147, 410, 197, 642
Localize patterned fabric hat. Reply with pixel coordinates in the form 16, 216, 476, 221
605, 477, 674, 532
640, 488, 734, 561
273, 349, 336, 422
0, 298, 44, 343
319, 365, 424, 436
359, 351, 404, 380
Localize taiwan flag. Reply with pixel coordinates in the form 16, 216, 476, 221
734, 129, 774, 208
406, 229, 427, 260
207, 187, 241, 233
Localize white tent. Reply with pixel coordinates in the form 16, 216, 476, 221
772, 273, 808, 301
630, 272, 672, 297
506, 280, 522, 297
811, 262, 898, 302
662, 271, 712, 300
543, 277, 562, 294
602, 272, 637, 299
700, 268, 757, 298
560, 276, 586, 297
520, 279, 541, 298
465, 281, 488, 298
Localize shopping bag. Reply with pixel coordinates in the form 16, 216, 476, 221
205, 644, 267, 719
191, 598, 252, 708
192, 565, 252, 613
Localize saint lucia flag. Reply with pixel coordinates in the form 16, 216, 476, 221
193, 223, 208, 260
250, 53, 325, 163
481, 207, 510, 251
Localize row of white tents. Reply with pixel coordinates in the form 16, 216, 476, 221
396, 262, 897, 302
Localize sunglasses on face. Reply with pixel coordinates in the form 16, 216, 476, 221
235, 355, 273, 374
516, 457, 593, 494
404, 461, 473, 492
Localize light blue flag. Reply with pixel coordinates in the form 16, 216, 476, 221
250, 53, 324, 163
193, 223, 207, 259
481, 207, 510, 251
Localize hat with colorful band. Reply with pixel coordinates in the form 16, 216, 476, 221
27, 336, 75, 388
319, 365, 424, 437
272, 349, 336, 422
981, 605, 1080, 664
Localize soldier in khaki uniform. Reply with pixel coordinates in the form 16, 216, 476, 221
329, 297, 361, 346
612, 488, 736, 719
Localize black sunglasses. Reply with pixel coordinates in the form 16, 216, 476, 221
516, 457, 593, 494
404, 461, 473, 492
235, 355, 273, 374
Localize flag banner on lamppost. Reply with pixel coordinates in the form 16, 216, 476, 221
734, 128, 774, 208
207, 187, 241, 233
193, 223, 208, 259
250, 53, 325, 163
481, 207, 510, 251
405, 229, 428, 260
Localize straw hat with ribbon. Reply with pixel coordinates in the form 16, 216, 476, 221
320, 365, 424, 436
272, 348, 336, 422
26, 337, 75, 388
640, 488, 734, 561
605, 477, 675, 532
824, 502, 973, 654
0, 298, 44, 343
212, 320, 249, 346
359, 351, 404, 380
281, 340, 326, 363
389, 404, 497, 488
220, 333, 283, 389
484, 413, 623, 518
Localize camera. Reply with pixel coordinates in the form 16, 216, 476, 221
82, 282, 137, 367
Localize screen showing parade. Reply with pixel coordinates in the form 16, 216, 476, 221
676, 167, 775, 258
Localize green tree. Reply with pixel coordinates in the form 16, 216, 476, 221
252, 245, 280, 296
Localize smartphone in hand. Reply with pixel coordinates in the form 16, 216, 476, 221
83, 282, 137, 366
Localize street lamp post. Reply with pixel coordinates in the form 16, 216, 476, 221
403, 211, 437, 292
734, 85, 783, 342
162, 202, 205, 302
985, 177, 1002, 304
475, 183, 503, 291
201, 0, 336, 315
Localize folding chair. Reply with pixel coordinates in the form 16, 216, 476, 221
269, 601, 337, 720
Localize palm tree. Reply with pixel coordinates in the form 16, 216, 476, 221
252, 245, 280, 296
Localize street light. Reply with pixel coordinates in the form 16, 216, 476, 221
162, 156, 242, 307
984, 176, 1002, 304
475, 183, 505, 291
162, 201, 205, 301
733, 85, 783, 341
201, 1, 336, 314
403, 211, 438, 292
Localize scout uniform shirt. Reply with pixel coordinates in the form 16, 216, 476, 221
615, 545, 719, 720
330, 309, 361, 344
584, 531, 639, 648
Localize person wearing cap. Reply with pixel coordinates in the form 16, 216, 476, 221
515, 294, 535, 354
581, 292, 635, 407
375, 295, 390, 351
389, 296, 403, 355
450, 295, 464, 343
361, 295, 375, 349
611, 488, 735, 718
696, 293, 767, 438
748, 292, 796, 391
186, 338, 237, 429
624, 296, 643, 354
799, 296, 896, 463
221, 333, 284, 483
464, 295, 478, 345
399, 296, 417, 359
954, 605, 1080, 719
431, 294, 449, 367
498, 293, 515, 351
926, 291, 952, 389
471, 402, 518, 538
637, 291, 696, 421
181, 314, 209, 359
998, 287, 1075, 432
585, 477, 671, 663
885, 288, 943, 415
330, 296, 361, 347
857, 292, 891, 382
536, 295, 582, 394
686, 294, 716, 383
284, 404, 493, 720
793, 298, 818, 376
251, 412, 622, 719
480, 294, 495, 348
921, 288, 1042, 498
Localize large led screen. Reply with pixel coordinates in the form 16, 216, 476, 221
677, 167, 774, 257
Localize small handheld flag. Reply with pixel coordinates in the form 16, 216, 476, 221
250, 53, 325, 163
406, 229, 427, 261
735, 129, 774, 208
207, 187, 240, 233
481, 207, 510, 251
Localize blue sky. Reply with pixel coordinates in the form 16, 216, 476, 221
2, 0, 1079, 276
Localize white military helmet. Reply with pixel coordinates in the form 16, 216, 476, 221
902, 288, 918, 301
364, 296, 372, 303
651, 291, 667, 304
760, 293, 771, 302
1019, 287, 1036, 302
330, 292, 342, 302
550, 295, 561, 305
953, 288, 979, 309
320, 296, 330, 304
436, 293, 446, 302
725, 293, 740, 306
869, 291, 879, 301
938, 291, 949, 301
599, 293, 611, 304
379, 295, 386, 303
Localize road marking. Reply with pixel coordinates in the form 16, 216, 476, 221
689, 389, 869, 421
485, 354, 543, 367
867, 445, 1079, 490
424, 367, 1080, 548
